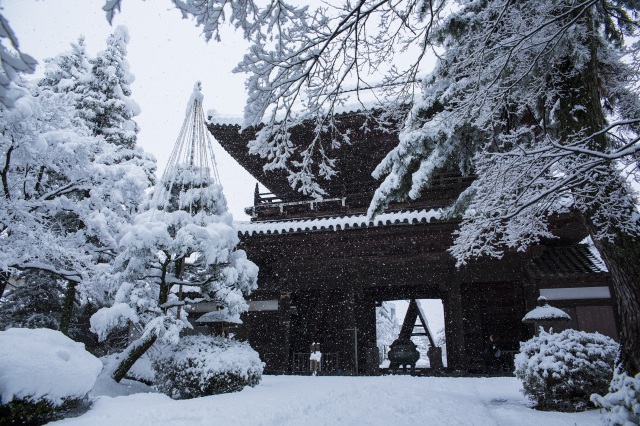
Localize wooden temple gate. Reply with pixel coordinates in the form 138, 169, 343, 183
208, 112, 619, 375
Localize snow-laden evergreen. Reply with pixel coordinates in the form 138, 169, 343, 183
515, 329, 618, 412
0, 272, 67, 332
376, 301, 399, 350
1, 27, 154, 358
92, 82, 258, 383
0, 12, 37, 108
79, 25, 140, 149
38, 36, 91, 99
0, 78, 153, 300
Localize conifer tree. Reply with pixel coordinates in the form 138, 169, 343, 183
80, 26, 140, 149
1, 28, 154, 339
91, 83, 258, 382
0, 271, 67, 332
38, 36, 90, 98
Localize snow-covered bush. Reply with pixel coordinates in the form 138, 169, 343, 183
0, 328, 102, 424
515, 329, 618, 412
153, 335, 263, 399
592, 366, 640, 425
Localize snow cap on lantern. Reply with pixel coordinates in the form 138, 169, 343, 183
522, 296, 571, 335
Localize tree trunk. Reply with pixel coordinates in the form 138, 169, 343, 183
59, 280, 77, 336
112, 332, 158, 383
584, 221, 640, 375
158, 256, 171, 307
0, 272, 9, 299
552, 11, 640, 376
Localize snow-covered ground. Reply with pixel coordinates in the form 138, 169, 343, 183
53, 375, 602, 426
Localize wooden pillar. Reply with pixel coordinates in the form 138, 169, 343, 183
355, 290, 378, 375
341, 287, 358, 374
277, 292, 292, 374
442, 281, 465, 370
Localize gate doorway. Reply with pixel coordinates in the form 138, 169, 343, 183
376, 299, 447, 371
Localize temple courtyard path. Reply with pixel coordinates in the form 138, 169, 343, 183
53, 375, 601, 425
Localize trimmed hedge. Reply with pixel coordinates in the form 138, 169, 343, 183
515, 329, 618, 412
153, 335, 263, 399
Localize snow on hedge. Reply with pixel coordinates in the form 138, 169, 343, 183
0, 328, 102, 405
515, 328, 618, 411
153, 335, 263, 399
195, 308, 242, 324
160, 335, 262, 378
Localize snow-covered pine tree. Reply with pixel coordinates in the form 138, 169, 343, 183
24, 28, 156, 337
0, 271, 67, 332
38, 36, 90, 98
1, 47, 154, 337
0, 80, 100, 300
0, 269, 117, 354
79, 26, 140, 149
376, 302, 398, 351
91, 82, 258, 383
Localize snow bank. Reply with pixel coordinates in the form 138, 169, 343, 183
54, 376, 603, 426
0, 328, 102, 405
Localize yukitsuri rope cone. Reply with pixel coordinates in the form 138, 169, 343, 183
155, 81, 222, 222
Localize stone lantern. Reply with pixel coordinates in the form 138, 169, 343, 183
195, 307, 243, 336
522, 296, 571, 335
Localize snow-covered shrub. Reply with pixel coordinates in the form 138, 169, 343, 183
591, 366, 640, 425
515, 329, 618, 412
0, 328, 103, 424
153, 335, 263, 399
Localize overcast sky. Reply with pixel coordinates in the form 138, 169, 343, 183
3, 0, 258, 220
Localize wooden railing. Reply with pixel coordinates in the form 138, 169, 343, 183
245, 196, 346, 219
245, 174, 475, 221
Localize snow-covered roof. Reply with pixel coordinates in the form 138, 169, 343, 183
195, 309, 243, 324
207, 94, 379, 127
236, 208, 443, 236
527, 245, 607, 277
207, 111, 243, 126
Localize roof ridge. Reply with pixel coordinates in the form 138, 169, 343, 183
236, 208, 443, 236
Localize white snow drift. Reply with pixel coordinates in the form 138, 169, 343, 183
0, 328, 102, 405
